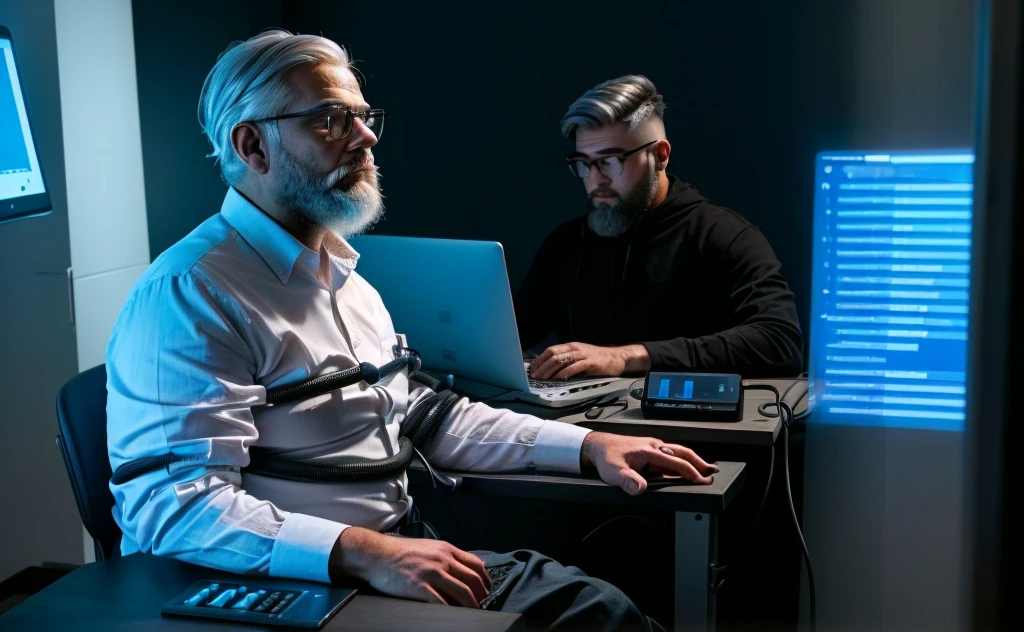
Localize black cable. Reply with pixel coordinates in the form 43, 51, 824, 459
628, 378, 645, 400
110, 453, 207, 486
412, 446, 457, 491
711, 383, 781, 594
114, 381, 460, 486
781, 402, 815, 632
740, 383, 816, 632
754, 380, 798, 419
438, 483, 469, 544
790, 386, 812, 422
246, 390, 458, 483
410, 370, 453, 393
246, 437, 417, 482
713, 443, 775, 592
264, 357, 415, 405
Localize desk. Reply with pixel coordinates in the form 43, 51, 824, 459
552, 378, 806, 631
411, 461, 746, 632
487, 379, 805, 447
461, 378, 805, 630
568, 379, 804, 446
0, 553, 522, 631
562, 378, 807, 445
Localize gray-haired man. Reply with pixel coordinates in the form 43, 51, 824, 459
518, 75, 803, 381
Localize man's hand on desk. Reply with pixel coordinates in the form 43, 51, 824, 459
528, 342, 650, 380
330, 527, 492, 607
581, 432, 718, 495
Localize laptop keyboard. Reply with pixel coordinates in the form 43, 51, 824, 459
528, 377, 576, 389
523, 361, 611, 391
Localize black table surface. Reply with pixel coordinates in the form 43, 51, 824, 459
0, 553, 522, 631
564, 378, 806, 446
424, 460, 746, 515
483, 378, 806, 447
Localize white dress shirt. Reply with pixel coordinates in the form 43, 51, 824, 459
106, 188, 592, 583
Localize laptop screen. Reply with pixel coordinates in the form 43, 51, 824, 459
347, 235, 532, 392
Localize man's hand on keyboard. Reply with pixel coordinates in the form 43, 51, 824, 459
330, 527, 491, 607
580, 432, 719, 495
528, 342, 651, 380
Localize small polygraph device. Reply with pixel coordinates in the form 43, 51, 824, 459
162, 579, 356, 628
640, 372, 744, 422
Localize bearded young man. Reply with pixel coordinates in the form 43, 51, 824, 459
104, 31, 718, 631
517, 76, 804, 381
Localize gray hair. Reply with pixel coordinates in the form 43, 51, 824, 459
560, 75, 665, 140
198, 29, 351, 186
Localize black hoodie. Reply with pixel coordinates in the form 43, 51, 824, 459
515, 175, 803, 378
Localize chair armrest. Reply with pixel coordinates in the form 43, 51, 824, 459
408, 461, 745, 515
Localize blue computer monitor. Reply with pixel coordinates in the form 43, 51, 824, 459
0, 25, 51, 225
808, 150, 974, 431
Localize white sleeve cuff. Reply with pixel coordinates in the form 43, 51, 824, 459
269, 513, 348, 583
533, 421, 592, 474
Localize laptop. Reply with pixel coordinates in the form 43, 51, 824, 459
347, 235, 627, 407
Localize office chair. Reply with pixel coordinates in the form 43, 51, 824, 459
55, 363, 121, 561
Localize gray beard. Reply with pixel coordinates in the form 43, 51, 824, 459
272, 146, 384, 238
587, 205, 636, 237
586, 166, 659, 237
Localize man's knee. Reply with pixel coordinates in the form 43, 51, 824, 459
486, 550, 649, 630
556, 572, 649, 630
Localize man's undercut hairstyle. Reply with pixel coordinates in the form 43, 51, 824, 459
560, 75, 665, 140
199, 29, 351, 186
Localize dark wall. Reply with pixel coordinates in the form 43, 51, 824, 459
133, 0, 284, 258
279, 0, 874, 355
0, 0, 83, 579
278, 0, 967, 353
135, 0, 976, 360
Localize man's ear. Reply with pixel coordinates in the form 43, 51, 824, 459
655, 140, 671, 172
230, 122, 270, 175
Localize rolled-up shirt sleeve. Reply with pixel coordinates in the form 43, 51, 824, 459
409, 386, 592, 474
107, 271, 346, 582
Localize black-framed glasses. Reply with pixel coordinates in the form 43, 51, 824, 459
566, 140, 659, 178
251, 105, 387, 141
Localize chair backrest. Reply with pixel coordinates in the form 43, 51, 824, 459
55, 364, 121, 560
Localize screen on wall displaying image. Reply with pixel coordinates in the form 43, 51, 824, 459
0, 28, 51, 224
0, 57, 31, 173
808, 150, 973, 431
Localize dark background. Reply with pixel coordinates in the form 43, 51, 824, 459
0, 0, 979, 627
127, 4, 976, 628
131, 0, 974, 370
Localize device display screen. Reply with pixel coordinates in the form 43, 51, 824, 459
646, 372, 741, 403
0, 28, 51, 223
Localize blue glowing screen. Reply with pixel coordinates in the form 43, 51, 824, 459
808, 150, 973, 431
0, 44, 30, 173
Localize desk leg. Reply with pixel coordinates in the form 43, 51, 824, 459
674, 511, 716, 632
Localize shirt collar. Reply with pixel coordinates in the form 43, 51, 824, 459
219, 188, 360, 284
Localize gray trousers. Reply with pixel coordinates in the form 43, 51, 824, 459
475, 549, 660, 632
389, 513, 660, 631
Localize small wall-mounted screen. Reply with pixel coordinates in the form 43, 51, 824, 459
0, 26, 51, 225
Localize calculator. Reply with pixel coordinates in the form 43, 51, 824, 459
162, 579, 356, 628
